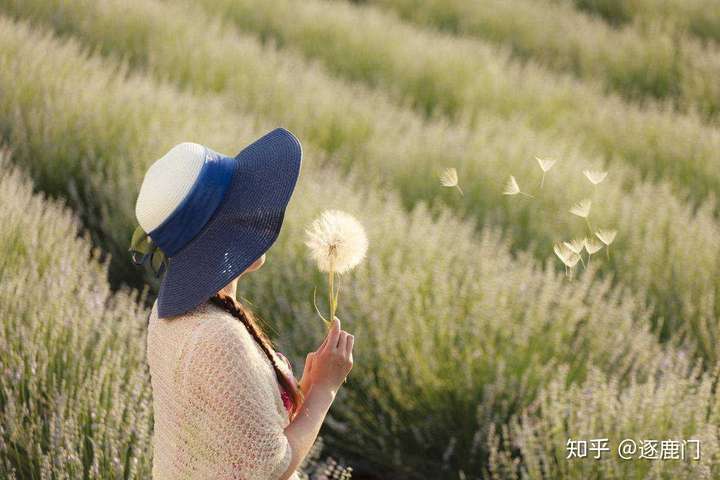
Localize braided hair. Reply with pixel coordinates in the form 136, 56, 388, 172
208, 292, 304, 419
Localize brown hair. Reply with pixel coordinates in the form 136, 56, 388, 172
208, 292, 304, 419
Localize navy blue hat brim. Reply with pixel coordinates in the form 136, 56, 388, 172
156, 127, 302, 318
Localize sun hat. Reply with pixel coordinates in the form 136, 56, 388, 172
129, 127, 302, 318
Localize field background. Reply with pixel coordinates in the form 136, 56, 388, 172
1, 0, 719, 478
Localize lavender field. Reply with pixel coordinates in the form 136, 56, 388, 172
0, 1, 719, 478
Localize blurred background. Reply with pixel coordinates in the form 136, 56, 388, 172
1, 0, 719, 478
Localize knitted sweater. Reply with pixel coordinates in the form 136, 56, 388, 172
146, 298, 300, 480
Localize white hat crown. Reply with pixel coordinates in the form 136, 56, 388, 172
135, 142, 207, 232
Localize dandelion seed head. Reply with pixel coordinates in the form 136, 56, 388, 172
569, 198, 592, 218
535, 157, 556, 173
439, 167, 459, 188
583, 170, 608, 185
305, 209, 368, 274
595, 229, 617, 246
503, 175, 521, 195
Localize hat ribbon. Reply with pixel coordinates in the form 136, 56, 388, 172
129, 224, 168, 278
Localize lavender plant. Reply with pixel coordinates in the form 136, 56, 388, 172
4, 0, 720, 364
0, 153, 154, 479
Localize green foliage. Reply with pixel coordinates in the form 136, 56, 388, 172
0, 154, 154, 479
248, 173, 666, 475
489, 352, 720, 479
0, 0, 719, 478
368, 0, 720, 119
1, 0, 719, 365
0, 15, 684, 477
569, 0, 720, 45
174, 0, 720, 206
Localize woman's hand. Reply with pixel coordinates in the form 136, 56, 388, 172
306, 316, 354, 393
299, 316, 354, 394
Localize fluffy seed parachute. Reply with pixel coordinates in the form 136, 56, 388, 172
535, 156, 556, 188
584, 237, 603, 266
503, 175, 534, 198
569, 198, 592, 218
595, 228, 618, 260
583, 169, 608, 185
439, 167, 464, 196
553, 242, 581, 277
563, 238, 586, 267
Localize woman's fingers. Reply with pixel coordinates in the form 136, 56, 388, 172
316, 326, 330, 353
317, 317, 355, 359
325, 317, 341, 351
337, 331, 348, 352
345, 334, 354, 358
302, 352, 314, 376
317, 316, 342, 352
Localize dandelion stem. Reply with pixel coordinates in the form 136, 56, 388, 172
540, 173, 545, 189
456, 184, 464, 196
328, 262, 335, 332
520, 191, 536, 199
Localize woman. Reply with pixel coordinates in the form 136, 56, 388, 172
130, 128, 354, 479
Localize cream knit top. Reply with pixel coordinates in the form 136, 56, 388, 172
146, 298, 300, 480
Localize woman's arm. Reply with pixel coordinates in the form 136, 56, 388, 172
279, 383, 337, 479
278, 317, 354, 479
